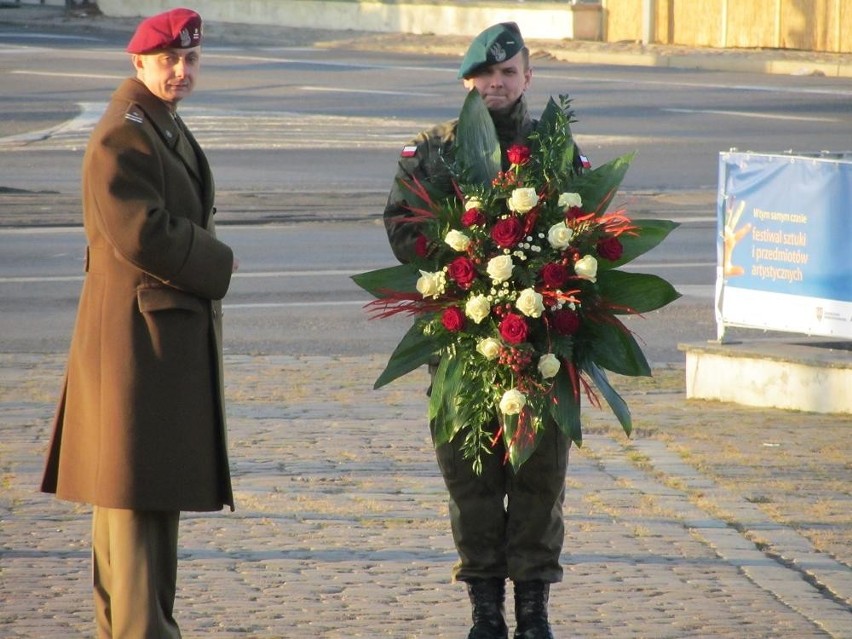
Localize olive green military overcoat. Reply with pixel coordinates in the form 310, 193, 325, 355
41, 77, 235, 512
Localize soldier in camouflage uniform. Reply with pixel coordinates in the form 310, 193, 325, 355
383, 22, 588, 639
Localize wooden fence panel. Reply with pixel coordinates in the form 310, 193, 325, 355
670, 0, 722, 47
725, 0, 779, 48
601, 0, 642, 43
601, 0, 851, 52
783, 0, 849, 51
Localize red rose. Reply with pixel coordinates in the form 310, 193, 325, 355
441, 306, 465, 332
597, 236, 624, 261
506, 144, 531, 166
551, 309, 580, 335
499, 313, 529, 344
461, 208, 485, 227
414, 234, 429, 258
491, 216, 525, 248
447, 256, 477, 288
540, 262, 569, 288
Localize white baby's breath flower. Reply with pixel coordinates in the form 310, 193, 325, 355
477, 337, 501, 360
444, 229, 471, 252
416, 270, 446, 298
486, 255, 514, 283
465, 294, 491, 324
499, 389, 526, 415
547, 221, 574, 249
507, 188, 539, 214
515, 288, 544, 318
538, 353, 561, 379
574, 255, 598, 282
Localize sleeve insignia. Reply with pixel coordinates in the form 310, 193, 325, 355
400, 145, 418, 158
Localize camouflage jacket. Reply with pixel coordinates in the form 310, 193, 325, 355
382, 94, 585, 264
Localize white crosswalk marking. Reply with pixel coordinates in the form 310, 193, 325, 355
186, 111, 430, 150
0, 103, 431, 151
0, 103, 650, 152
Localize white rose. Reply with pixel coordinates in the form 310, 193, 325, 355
515, 288, 544, 318
538, 353, 561, 379
465, 294, 491, 324
574, 255, 598, 282
499, 389, 526, 416
557, 192, 583, 210
464, 197, 483, 210
507, 187, 539, 214
444, 229, 471, 252
547, 221, 574, 249
486, 255, 514, 283
477, 337, 502, 360
416, 270, 446, 298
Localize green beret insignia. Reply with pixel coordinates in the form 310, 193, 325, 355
458, 22, 525, 79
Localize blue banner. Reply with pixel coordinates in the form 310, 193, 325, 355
717, 152, 852, 339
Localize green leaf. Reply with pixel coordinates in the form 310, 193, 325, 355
352, 263, 420, 298
531, 97, 564, 153
582, 359, 633, 437
502, 411, 540, 470
583, 317, 651, 377
602, 219, 680, 269
537, 97, 562, 133
575, 153, 633, 214
531, 96, 578, 179
549, 368, 582, 446
455, 90, 501, 187
374, 323, 447, 389
596, 270, 682, 313
429, 354, 466, 445
427, 354, 449, 422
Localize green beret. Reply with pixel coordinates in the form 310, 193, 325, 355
458, 22, 525, 79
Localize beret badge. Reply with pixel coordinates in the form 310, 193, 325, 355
457, 22, 524, 79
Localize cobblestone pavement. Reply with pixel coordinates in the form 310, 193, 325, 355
1, 353, 849, 638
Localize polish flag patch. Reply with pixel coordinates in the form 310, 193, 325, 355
579, 154, 591, 169
400, 145, 418, 158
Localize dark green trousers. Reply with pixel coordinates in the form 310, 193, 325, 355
433, 421, 569, 583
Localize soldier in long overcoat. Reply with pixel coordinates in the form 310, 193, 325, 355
40, 9, 235, 638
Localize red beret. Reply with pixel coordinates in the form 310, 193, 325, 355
126, 8, 202, 54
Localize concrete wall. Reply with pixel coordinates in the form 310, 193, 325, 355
85, 0, 852, 52
681, 341, 852, 414
96, 0, 599, 41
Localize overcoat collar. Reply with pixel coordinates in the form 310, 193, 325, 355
113, 78, 214, 219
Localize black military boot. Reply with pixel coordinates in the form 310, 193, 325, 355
512, 580, 554, 639
465, 578, 508, 639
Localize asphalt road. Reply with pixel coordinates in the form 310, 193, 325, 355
2, 27, 851, 194
2, 25, 850, 362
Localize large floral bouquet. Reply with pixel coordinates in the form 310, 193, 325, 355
354, 93, 680, 473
